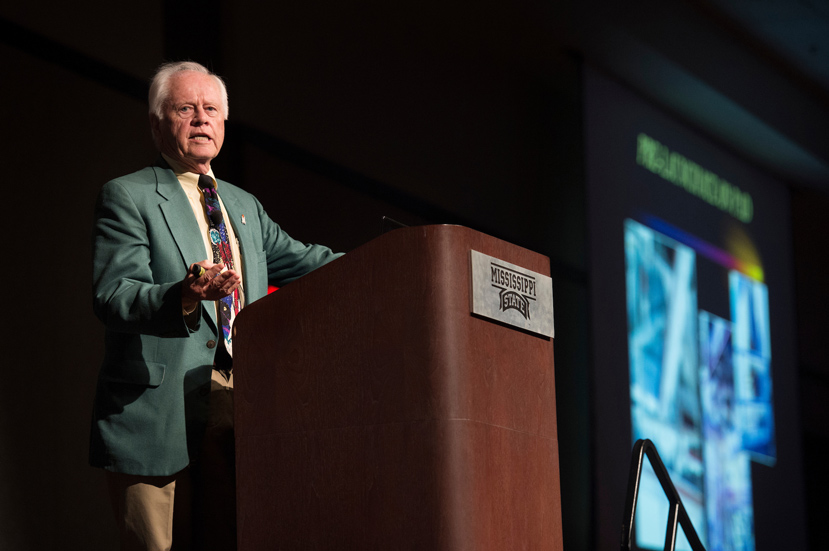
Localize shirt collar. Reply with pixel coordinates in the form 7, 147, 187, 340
161, 153, 218, 188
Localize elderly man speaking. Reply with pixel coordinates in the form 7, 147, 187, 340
90, 61, 342, 551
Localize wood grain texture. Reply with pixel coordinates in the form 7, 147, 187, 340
235, 225, 563, 550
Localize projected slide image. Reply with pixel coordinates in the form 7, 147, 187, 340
625, 218, 774, 551
699, 311, 754, 551
586, 68, 804, 551
625, 219, 706, 550
730, 272, 775, 463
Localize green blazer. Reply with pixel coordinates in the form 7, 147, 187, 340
90, 161, 342, 476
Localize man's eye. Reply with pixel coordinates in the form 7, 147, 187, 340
179, 106, 193, 115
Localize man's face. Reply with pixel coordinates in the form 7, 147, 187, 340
153, 71, 225, 173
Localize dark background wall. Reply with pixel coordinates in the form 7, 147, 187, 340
1, 1, 826, 549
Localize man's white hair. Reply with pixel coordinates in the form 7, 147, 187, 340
148, 61, 229, 120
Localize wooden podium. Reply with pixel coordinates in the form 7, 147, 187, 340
234, 225, 563, 550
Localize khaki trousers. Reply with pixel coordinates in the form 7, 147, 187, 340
106, 370, 236, 551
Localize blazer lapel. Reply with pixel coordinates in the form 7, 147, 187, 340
218, 184, 261, 304
154, 163, 219, 330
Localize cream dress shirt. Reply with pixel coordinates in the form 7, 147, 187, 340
163, 154, 245, 317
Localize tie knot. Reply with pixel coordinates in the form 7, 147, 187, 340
198, 174, 214, 190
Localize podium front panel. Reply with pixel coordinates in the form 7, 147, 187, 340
235, 225, 563, 550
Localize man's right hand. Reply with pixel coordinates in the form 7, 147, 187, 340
181, 261, 242, 312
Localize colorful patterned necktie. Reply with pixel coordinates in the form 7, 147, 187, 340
198, 174, 242, 357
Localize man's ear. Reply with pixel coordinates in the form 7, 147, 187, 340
149, 114, 161, 148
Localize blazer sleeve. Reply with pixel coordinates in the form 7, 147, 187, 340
92, 179, 191, 337
254, 196, 344, 287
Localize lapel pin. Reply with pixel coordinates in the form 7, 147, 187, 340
241, 215, 246, 225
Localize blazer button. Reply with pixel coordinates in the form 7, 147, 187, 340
207, 340, 216, 349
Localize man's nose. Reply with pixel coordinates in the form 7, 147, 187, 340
191, 106, 208, 124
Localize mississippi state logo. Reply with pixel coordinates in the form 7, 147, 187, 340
470, 250, 554, 338
490, 263, 536, 320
